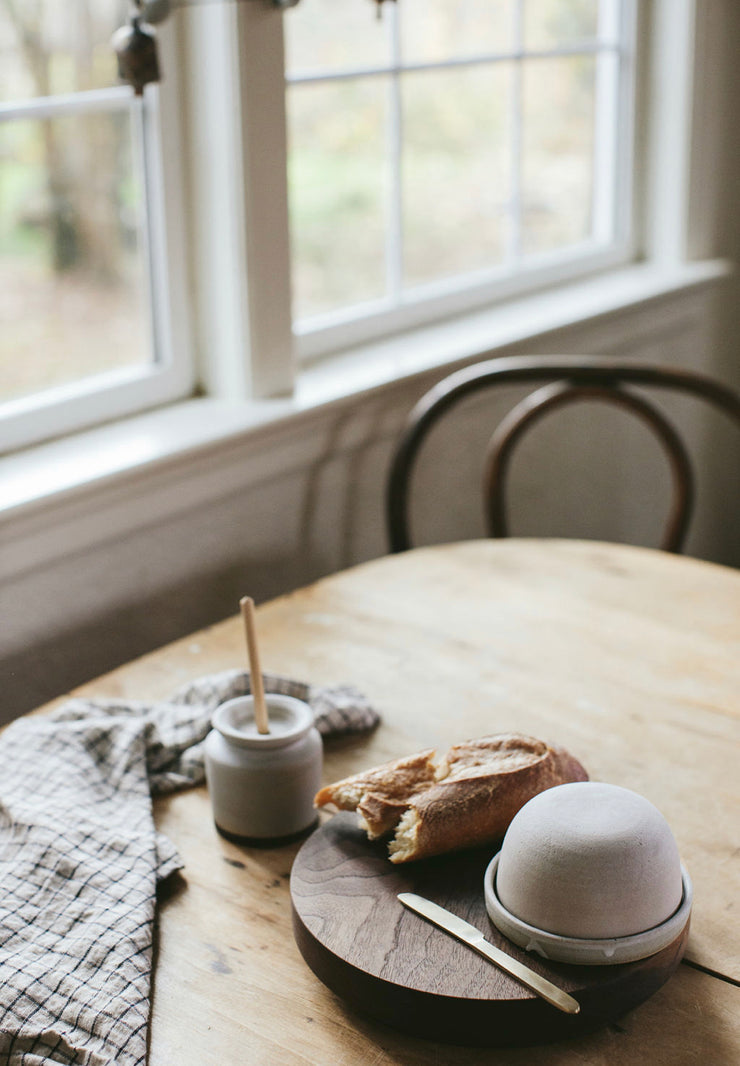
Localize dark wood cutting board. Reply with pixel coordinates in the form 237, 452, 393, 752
290, 812, 689, 1047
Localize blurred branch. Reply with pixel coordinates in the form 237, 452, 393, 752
0, 0, 50, 95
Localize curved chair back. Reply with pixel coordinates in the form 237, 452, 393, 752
386, 355, 740, 553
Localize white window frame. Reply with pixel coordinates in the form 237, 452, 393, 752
286, 0, 640, 361
174, 1, 295, 404
1, 0, 709, 450
178, 0, 647, 402
0, 22, 194, 455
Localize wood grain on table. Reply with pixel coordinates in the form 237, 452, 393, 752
44, 540, 740, 1064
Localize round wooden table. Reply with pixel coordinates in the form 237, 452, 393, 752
56, 540, 740, 1065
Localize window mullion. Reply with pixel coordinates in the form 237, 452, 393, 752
508, 0, 524, 264
641, 0, 697, 263
286, 41, 620, 88
592, 1, 621, 244
132, 98, 159, 368
234, 2, 294, 398
177, 3, 294, 400
386, 5, 403, 303
0, 86, 132, 121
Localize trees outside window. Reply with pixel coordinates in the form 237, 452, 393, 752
0, 0, 190, 452
1, 1, 637, 445
284, 0, 635, 356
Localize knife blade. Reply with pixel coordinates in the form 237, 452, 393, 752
398, 892, 580, 1015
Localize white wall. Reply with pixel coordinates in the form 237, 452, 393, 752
3, 278, 737, 723
1, 1, 738, 723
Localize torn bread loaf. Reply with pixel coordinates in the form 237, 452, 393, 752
314, 733, 588, 863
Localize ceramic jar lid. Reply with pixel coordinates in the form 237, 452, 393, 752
212, 693, 315, 748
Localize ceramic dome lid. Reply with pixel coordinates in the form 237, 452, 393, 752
495, 781, 683, 939
483, 781, 693, 966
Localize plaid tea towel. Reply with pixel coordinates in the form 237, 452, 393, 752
0, 670, 379, 1066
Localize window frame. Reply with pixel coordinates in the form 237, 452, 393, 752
178, 0, 648, 403
0, 19, 194, 455
0, 0, 710, 452
286, 0, 641, 362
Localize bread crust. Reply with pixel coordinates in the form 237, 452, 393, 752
315, 733, 588, 862
314, 748, 437, 838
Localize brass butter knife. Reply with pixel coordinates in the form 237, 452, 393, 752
398, 892, 580, 1015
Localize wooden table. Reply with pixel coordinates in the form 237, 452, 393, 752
47, 540, 740, 1064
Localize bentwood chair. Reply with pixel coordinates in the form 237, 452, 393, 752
386, 355, 740, 553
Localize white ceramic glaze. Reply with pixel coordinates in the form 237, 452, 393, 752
204, 694, 322, 841
485, 852, 692, 965
483, 781, 693, 965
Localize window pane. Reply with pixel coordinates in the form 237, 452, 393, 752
402, 66, 510, 287
521, 56, 596, 255
285, 1, 630, 347
284, 0, 391, 77
0, 111, 149, 405
400, 0, 516, 64
523, 0, 600, 50
0, 0, 129, 102
287, 79, 387, 319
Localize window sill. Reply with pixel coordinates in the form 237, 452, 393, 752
295, 258, 731, 406
0, 258, 731, 583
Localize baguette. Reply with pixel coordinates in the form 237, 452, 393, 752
315, 733, 588, 863
314, 748, 438, 839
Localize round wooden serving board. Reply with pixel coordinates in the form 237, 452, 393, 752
290, 813, 689, 1047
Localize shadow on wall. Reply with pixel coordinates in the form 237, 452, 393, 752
0, 395, 398, 727
0, 553, 319, 726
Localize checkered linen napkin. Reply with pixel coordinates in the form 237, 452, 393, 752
0, 670, 378, 1066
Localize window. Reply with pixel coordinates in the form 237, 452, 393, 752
178, 0, 640, 398
0, 0, 191, 453
0, 0, 695, 453
284, 0, 637, 358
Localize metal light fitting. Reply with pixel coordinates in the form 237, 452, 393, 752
113, 0, 396, 94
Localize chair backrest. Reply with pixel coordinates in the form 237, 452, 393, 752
386, 355, 740, 553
